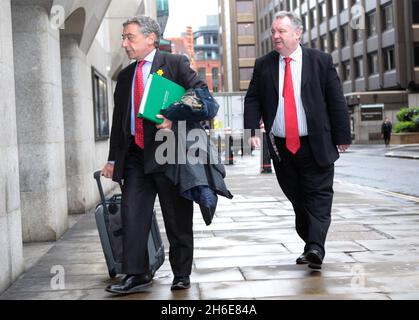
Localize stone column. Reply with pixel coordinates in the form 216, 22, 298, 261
0, 0, 24, 293
60, 35, 96, 214
12, 1, 68, 241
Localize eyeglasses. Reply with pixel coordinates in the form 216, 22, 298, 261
121, 33, 137, 41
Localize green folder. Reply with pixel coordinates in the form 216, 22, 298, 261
138, 73, 185, 124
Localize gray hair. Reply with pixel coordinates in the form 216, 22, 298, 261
123, 16, 161, 48
273, 11, 304, 33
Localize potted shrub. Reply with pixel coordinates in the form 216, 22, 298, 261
392, 107, 419, 144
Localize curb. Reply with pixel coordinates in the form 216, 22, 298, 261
384, 153, 419, 160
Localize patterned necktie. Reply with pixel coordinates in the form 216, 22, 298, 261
283, 57, 300, 154
134, 60, 146, 149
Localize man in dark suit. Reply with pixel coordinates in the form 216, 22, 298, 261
101, 16, 205, 293
244, 11, 351, 269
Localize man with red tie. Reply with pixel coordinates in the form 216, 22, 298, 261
101, 16, 205, 294
244, 11, 351, 269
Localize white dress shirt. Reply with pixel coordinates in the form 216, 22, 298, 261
271, 45, 308, 138
130, 49, 156, 136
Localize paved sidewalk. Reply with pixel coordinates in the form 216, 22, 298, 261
2, 151, 419, 300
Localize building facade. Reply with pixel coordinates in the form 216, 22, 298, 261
0, 0, 156, 294
253, 0, 419, 143
194, 15, 222, 92
218, 0, 259, 92
169, 26, 196, 70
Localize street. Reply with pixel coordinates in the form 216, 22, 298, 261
335, 145, 419, 198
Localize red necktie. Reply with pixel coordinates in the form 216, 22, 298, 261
283, 57, 300, 154
134, 60, 146, 149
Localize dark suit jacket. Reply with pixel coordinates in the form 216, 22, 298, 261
244, 46, 351, 167
108, 50, 205, 182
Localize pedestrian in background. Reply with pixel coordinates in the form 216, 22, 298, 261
244, 11, 351, 269
381, 116, 393, 147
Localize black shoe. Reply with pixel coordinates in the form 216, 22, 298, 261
170, 276, 190, 290
305, 249, 323, 270
296, 252, 308, 264
105, 273, 152, 294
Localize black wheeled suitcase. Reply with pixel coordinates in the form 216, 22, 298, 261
93, 170, 165, 278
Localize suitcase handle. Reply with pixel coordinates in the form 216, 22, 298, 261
93, 170, 108, 207
93, 170, 123, 207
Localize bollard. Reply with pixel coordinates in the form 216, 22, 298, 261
217, 134, 222, 160
260, 131, 272, 173
225, 134, 234, 165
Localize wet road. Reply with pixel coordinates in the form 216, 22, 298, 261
335, 145, 419, 198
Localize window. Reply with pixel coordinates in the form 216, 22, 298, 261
310, 8, 317, 28
340, 0, 349, 11
236, 1, 253, 13
382, 5, 394, 31
198, 68, 206, 81
321, 35, 328, 52
330, 0, 337, 16
330, 29, 338, 51
334, 63, 341, 79
319, 2, 327, 23
239, 68, 253, 81
212, 67, 219, 92
383, 47, 395, 71
355, 57, 364, 78
353, 28, 363, 43
367, 12, 377, 37
341, 24, 349, 47
301, 14, 308, 31
413, 0, 419, 23
368, 52, 379, 74
239, 45, 256, 58
92, 68, 109, 141
343, 61, 351, 81
415, 43, 419, 67
195, 36, 204, 46
204, 34, 214, 45
238, 23, 254, 36
194, 50, 204, 61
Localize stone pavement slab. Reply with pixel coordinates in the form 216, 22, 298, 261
1, 152, 419, 300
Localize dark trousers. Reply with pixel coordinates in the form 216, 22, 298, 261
273, 137, 334, 258
383, 133, 391, 146
121, 138, 194, 276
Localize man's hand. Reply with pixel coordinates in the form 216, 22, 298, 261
248, 136, 261, 148
101, 162, 114, 179
338, 145, 350, 152
155, 115, 172, 130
